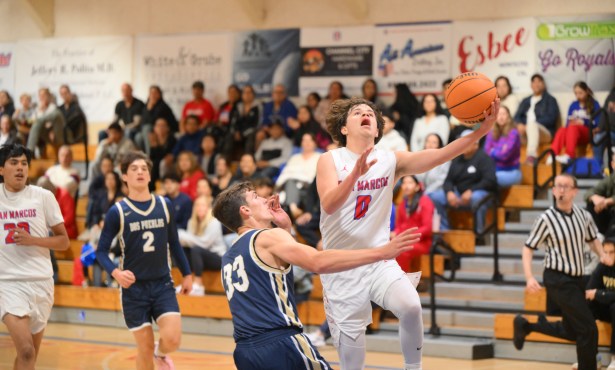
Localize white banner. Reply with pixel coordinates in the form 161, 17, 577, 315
0, 43, 15, 92
374, 22, 452, 95
452, 18, 536, 94
299, 26, 374, 98
134, 33, 232, 117
14, 36, 132, 122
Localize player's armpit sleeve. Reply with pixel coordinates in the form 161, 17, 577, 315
166, 199, 192, 276
96, 207, 121, 275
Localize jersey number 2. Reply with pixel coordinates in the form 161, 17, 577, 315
222, 255, 250, 300
142, 231, 155, 252
4, 222, 30, 244
354, 195, 372, 220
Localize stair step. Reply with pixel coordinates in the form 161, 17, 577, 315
454, 271, 541, 284
460, 257, 542, 275
474, 244, 544, 258
367, 333, 493, 359
503, 222, 532, 233
432, 282, 525, 301
420, 295, 524, 311
495, 233, 530, 248
533, 199, 552, 209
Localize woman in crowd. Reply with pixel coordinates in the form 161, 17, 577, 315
217, 84, 241, 127
199, 134, 219, 179
0, 114, 20, 146
484, 106, 522, 187
12, 93, 36, 144
390, 83, 420, 144
139, 85, 177, 153
86, 171, 124, 230
229, 84, 259, 158
416, 133, 450, 196
314, 81, 348, 130
149, 117, 177, 186
195, 178, 214, 204
306, 92, 321, 112
410, 93, 450, 152
495, 76, 520, 116
176, 150, 205, 200
0, 90, 15, 118
287, 105, 330, 151
362, 78, 386, 112
210, 156, 233, 197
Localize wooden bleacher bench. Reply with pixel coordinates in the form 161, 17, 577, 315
500, 185, 534, 209
28, 159, 55, 180
70, 144, 97, 163
76, 196, 88, 218
54, 239, 84, 260
440, 230, 475, 254
171, 268, 225, 294
448, 207, 505, 233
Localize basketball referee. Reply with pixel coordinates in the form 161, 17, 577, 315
514, 173, 606, 370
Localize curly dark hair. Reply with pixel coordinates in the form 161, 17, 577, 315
325, 97, 384, 147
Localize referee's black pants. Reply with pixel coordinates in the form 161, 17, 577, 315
530, 269, 597, 370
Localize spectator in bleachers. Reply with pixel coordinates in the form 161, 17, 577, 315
230, 153, 264, 185
294, 179, 322, 249
162, 172, 193, 230
495, 76, 520, 117
392, 175, 434, 272
224, 85, 259, 159
362, 78, 386, 112
86, 170, 123, 231
149, 117, 176, 186
258, 83, 297, 144
12, 93, 36, 144
0, 114, 20, 146
440, 79, 452, 118
180, 80, 215, 133
211, 156, 233, 196
58, 85, 87, 145
253, 177, 274, 198
514, 74, 560, 165
112, 83, 145, 143
287, 105, 331, 151
27, 87, 65, 158
0, 90, 15, 117
585, 237, 615, 370
410, 94, 450, 152
178, 196, 226, 296
254, 120, 293, 179
416, 133, 450, 196
217, 84, 241, 128
276, 133, 321, 218
91, 122, 137, 178
390, 83, 419, 144
37, 145, 80, 198
306, 92, 321, 112
484, 106, 522, 188
173, 114, 205, 158
139, 85, 177, 154
314, 81, 348, 131
549, 81, 600, 165
430, 129, 497, 233
375, 112, 408, 152
585, 152, 615, 235
196, 178, 214, 204
593, 86, 615, 167
36, 162, 79, 240
176, 150, 205, 201
199, 134, 219, 179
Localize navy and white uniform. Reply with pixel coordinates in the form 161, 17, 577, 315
222, 229, 330, 370
96, 195, 191, 331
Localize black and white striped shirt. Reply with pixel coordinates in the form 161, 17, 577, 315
525, 205, 598, 277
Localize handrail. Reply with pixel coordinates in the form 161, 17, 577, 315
533, 149, 557, 195
473, 192, 502, 282
428, 235, 459, 336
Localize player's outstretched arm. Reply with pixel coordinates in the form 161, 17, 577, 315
394, 99, 500, 179
260, 227, 420, 274
14, 222, 69, 251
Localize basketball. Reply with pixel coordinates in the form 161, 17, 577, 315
445, 72, 496, 126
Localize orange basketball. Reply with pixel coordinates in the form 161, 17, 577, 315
445, 72, 496, 126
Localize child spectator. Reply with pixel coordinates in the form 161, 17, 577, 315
484, 106, 522, 187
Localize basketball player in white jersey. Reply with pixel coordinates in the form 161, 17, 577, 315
0, 143, 70, 370
316, 97, 499, 369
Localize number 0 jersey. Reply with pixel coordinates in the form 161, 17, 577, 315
222, 229, 303, 342
320, 147, 396, 251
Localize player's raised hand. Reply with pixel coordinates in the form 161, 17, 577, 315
351, 147, 378, 178
180, 274, 193, 295
112, 269, 136, 289
267, 194, 291, 231
476, 98, 500, 135
381, 227, 421, 259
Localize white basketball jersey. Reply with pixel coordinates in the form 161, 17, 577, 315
0, 185, 64, 281
320, 147, 396, 251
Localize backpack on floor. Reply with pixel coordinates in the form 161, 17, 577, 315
565, 158, 603, 179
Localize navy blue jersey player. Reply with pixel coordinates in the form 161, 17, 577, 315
212, 182, 420, 370
96, 151, 192, 370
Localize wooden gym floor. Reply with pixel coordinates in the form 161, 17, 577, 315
0, 323, 573, 369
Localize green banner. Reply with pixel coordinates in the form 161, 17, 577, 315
537, 21, 615, 40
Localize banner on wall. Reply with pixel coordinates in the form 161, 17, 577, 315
374, 22, 452, 95
233, 29, 300, 97
535, 15, 615, 92
299, 26, 373, 97
134, 33, 232, 118
14, 36, 132, 122
0, 43, 14, 92
452, 18, 536, 94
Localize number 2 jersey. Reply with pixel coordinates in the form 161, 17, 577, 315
0, 185, 64, 281
222, 229, 303, 342
320, 147, 396, 252
96, 195, 191, 281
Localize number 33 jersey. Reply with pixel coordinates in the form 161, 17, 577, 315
222, 229, 302, 342
0, 185, 64, 281
320, 147, 396, 251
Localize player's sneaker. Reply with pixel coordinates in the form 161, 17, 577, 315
571, 362, 602, 369
607, 360, 615, 369
154, 342, 175, 370
305, 331, 325, 348
189, 283, 205, 296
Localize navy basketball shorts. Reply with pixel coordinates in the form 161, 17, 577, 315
120, 276, 180, 331
234, 328, 331, 370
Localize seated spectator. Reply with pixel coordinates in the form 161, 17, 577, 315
585, 237, 615, 370
430, 130, 497, 233
0, 114, 21, 146
86, 171, 124, 231
37, 170, 78, 239
196, 178, 214, 203
176, 150, 205, 200
362, 78, 387, 112
410, 94, 450, 152
495, 76, 520, 117
287, 105, 331, 151
254, 120, 293, 178
550, 81, 600, 165
585, 152, 615, 235
0, 90, 15, 117
393, 175, 434, 272
12, 93, 36, 144
306, 92, 321, 112
257, 84, 297, 147
37, 145, 80, 198
375, 112, 407, 152
390, 83, 420, 144
27, 87, 65, 158
178, 195, 226, 296
111, 83, 145, 143
230, 153, 264, 185
275, 133, 321, 217
199, 134, 219, 179
211, 156, 233, 196
593, 85, 615, 167
91, 122, 137, 178
217, 84, 240, 128
416, 134, 450, 195
138, 85, 177, 153
58, 85, 87, 144
314, 81, 348, 131
514, 74, 560, 165
173, 115, 205, 157
253, 177, 274, 198
180, 81, 216, 132
86, 155, 114, 226
149, 117, 176, 185
224, 85, 258, 159
293, 179, 322, 249
484, 106, 522, 187
440, 79, 452, 118
162, 172, 193, 230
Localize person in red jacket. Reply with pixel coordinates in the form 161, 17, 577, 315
393, 175, 434, 272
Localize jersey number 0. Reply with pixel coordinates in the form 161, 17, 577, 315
354, 195, 372, 220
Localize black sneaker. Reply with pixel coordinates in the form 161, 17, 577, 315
513, 315, 530, 350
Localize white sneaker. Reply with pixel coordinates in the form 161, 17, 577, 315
556, 154, 571, 164
305, 331, 325, 347
607, 359, 615, 369
545, 156, 553, 165
190, 283, 205, 296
